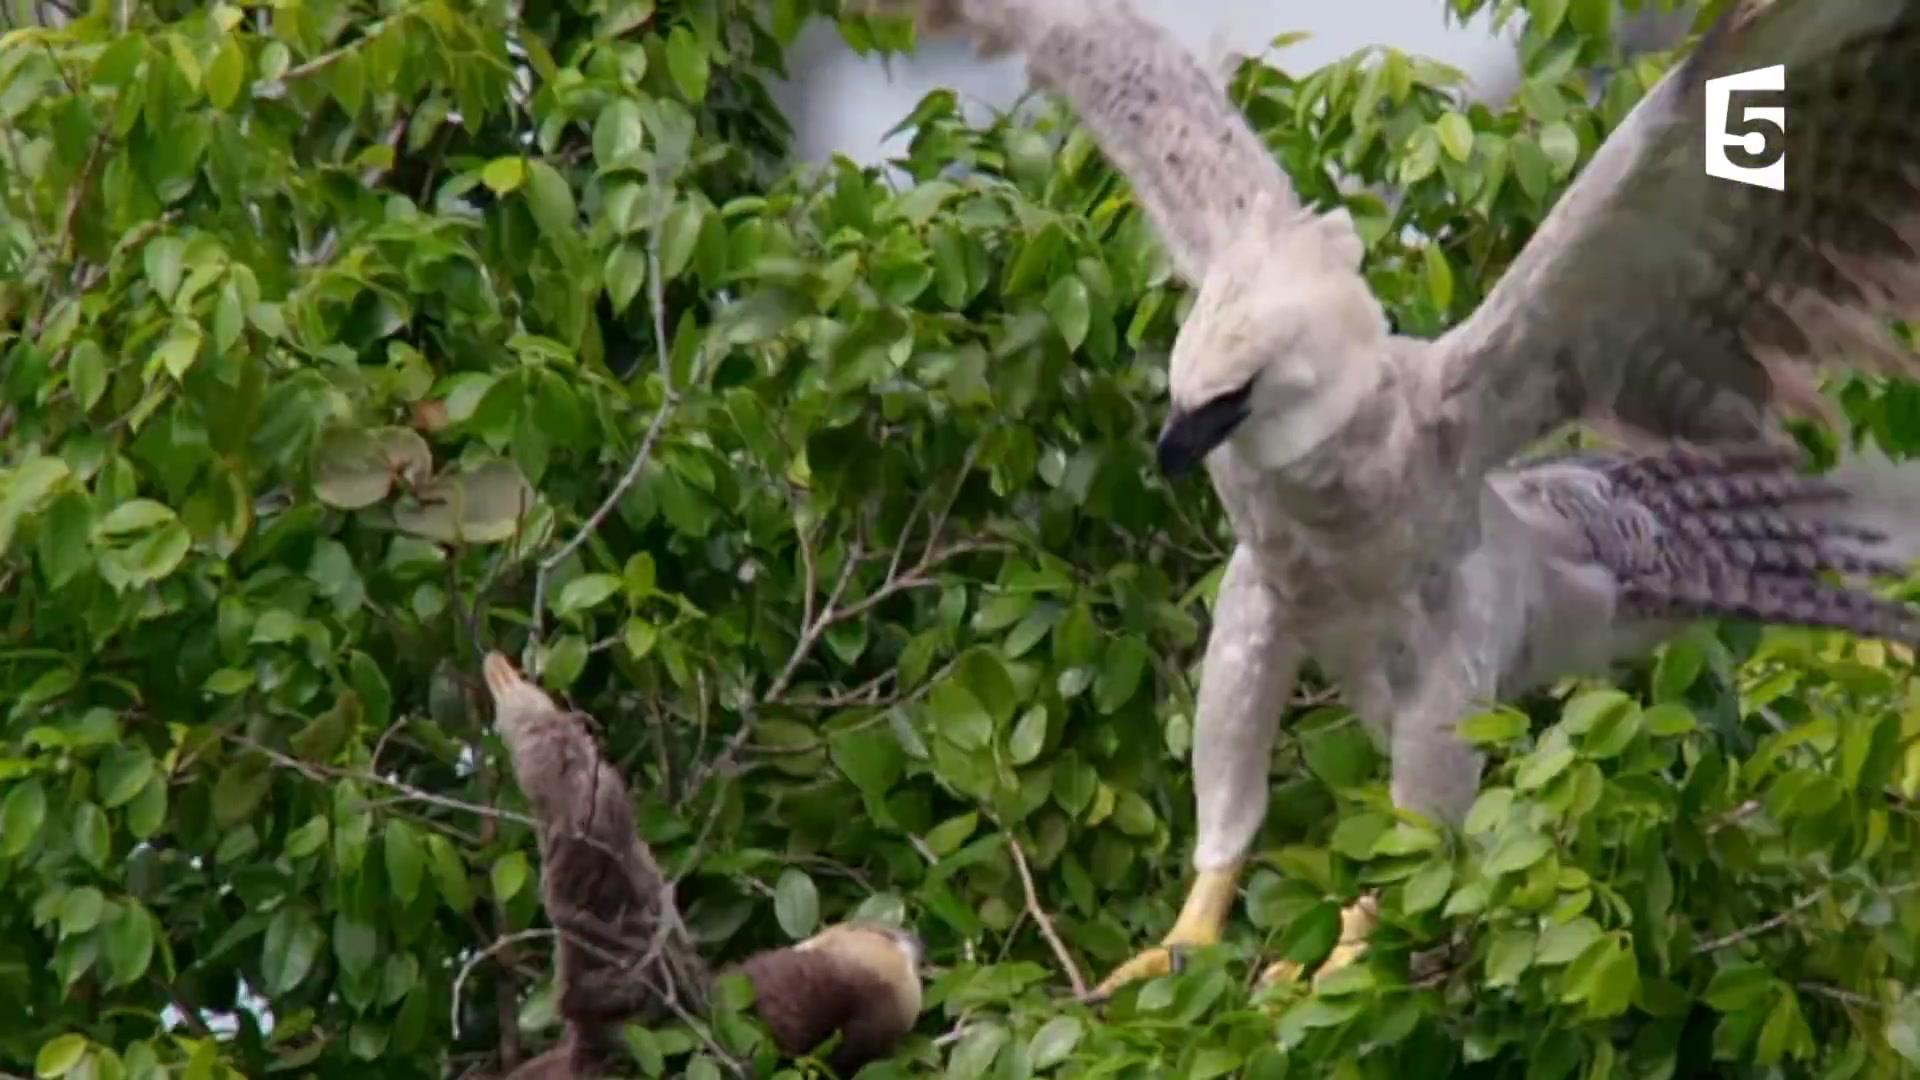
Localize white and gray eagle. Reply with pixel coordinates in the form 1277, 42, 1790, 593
874, 0, 1920, 995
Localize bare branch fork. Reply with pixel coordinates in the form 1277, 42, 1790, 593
674, 447, 998, 807
763, 440, 989, 707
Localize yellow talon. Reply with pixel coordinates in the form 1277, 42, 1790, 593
1089, 864, 1242, 1000
1259, 894, 1379, 989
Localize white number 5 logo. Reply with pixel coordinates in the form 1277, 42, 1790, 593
1705, 65, 1787, 191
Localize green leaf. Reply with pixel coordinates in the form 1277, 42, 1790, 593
1463, 787, 1513, 836
1457, 709, 1527, 744
1435, 112, 1474, 162
384, 819, 425, 904
96, 746, 154, 809
1402, 858, 1453, 915
391, 459, 535, 545
58, 887, 105, 936
554, 573, 622, 620
333, 913, 379, 978
594, 100, 646, 165
1092, 636, 1149, 715
1652, 637, 1704, 702
35, 1033, 87, 1078
206, 35, 246, 110
1485, 929, 1535, 987
263, 907, 323, 994
427, 834, 473, 914
1511, 134, 1552, 200
211, 758, 272, 827
830, 727, 905, 797
524, 160, 577, 238
924, 812, 978, 857
1027, 1015, 1084, 1069
143, 236, 185, 303
153, 326, 203, 381
1704, 962, 1776, 1012
72, 802, 110, 869
1529, 0, 1570, 37
481, 157, 526, 194
1400, 126, 1440, 185
1485, 831, 1552, 876
3, 779, 48, 857
491, 851, 529, 902
1423, 243, 1454, 311
1538, 121, 1580, 178
666, 26, 710, 102
1007, 705, 1048, 765
1044, 275, 1091, 351
1890, 992, 1920, 1066
104, 905, 155, 986
1642, 702, 1697, 738
1515, 728, 1575, 790
1536, 916, 1602, 965
126, 777, 167, 840
310, 426, 431, 511
659, 199, 704, 280
67, 341, 109, 411
772, 868, 819, 940
928, 680, 994, 751
604, 240, 648, 313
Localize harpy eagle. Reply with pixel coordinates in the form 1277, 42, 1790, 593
871, 0, 1920, 995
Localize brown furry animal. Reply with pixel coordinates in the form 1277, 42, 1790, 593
482, 653, 923, 1078
739, 923, 924, 1075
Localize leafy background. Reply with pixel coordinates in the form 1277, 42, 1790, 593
3, 0, 1920, 1076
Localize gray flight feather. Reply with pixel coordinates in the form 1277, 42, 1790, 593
872, 0, 1920, 839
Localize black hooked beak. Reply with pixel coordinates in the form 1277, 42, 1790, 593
1156, 379, 1255, 477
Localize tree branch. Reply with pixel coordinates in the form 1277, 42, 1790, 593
527, 187, 683, 661
1007, 833, 1088, 999
449, 928, 558, 1039
1692, 890, 1826, 954
227, 732, 538, 832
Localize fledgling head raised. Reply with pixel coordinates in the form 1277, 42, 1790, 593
1156, 207, 1389, 476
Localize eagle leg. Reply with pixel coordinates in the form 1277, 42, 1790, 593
1086, 864, 1243, 1000
1258, 893, 1380, 988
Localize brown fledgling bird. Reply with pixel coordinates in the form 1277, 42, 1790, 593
482, 652, 924, 1078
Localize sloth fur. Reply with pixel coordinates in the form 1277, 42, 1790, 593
482, 653, 923, 1078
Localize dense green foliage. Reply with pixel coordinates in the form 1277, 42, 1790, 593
3, 0, 1920, 1076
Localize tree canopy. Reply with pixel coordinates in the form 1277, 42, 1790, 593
3, 0, 1920, 1077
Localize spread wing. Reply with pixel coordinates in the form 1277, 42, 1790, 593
911, 0, 1303, 283
1434, 0, 1920, 482
1486, 447, 1920, 693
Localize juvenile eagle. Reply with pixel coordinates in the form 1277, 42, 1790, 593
874, 0, 1920, 995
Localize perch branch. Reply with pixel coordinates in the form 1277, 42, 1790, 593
1007, 833, 1088, 999
226, 733, 538, 831
1693, 890, 1826, 954
449, 928, 558, 1039
1797, 982, 1882, 1011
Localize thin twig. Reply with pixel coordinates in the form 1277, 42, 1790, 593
227, 732, 538, 831
762, 537, 1001, 707
1693, 890, 1825, 954
674, 723, 755, 814
1007, 833, 1088, 998
1797, 982, 1882, 1010
527, 209, 681, 659
762, 540, 866, 703
449, 928, 558, 1038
